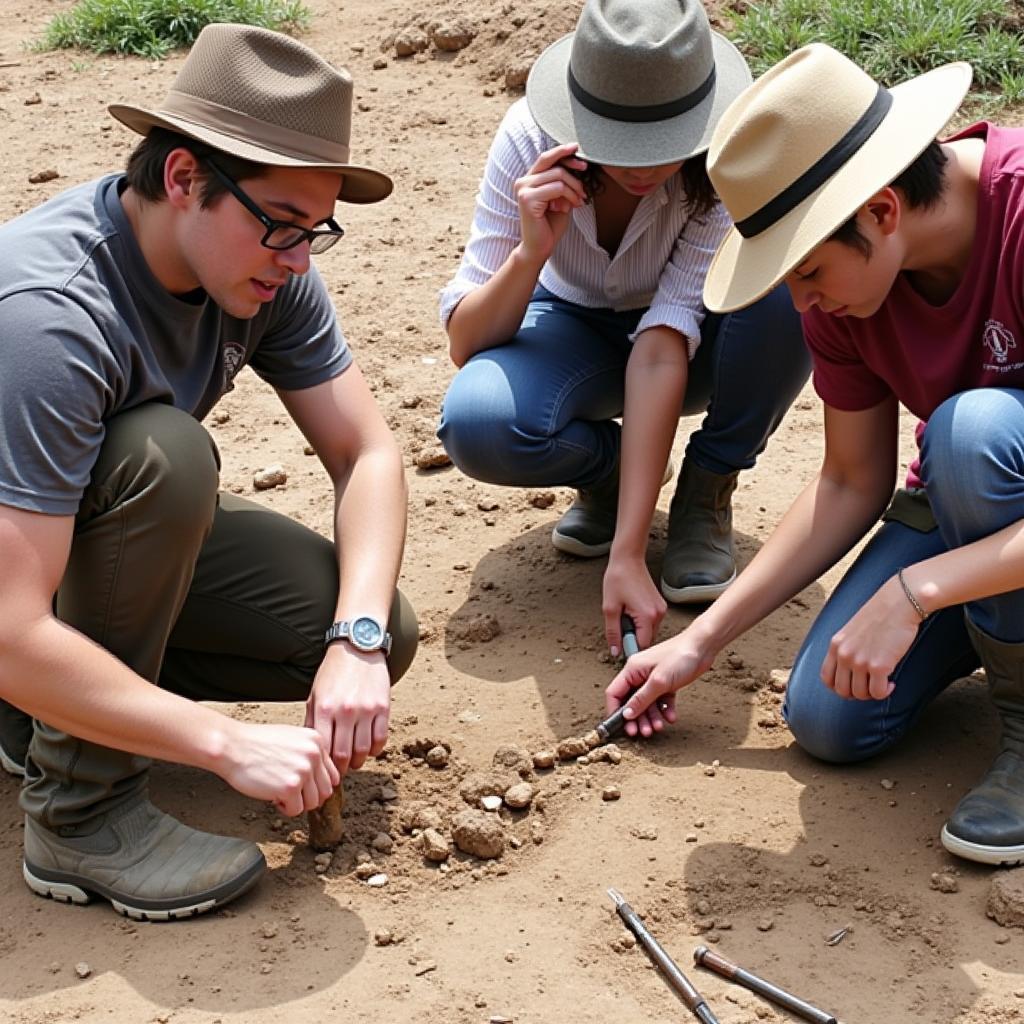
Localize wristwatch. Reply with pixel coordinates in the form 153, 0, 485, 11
325, 616, 392, 655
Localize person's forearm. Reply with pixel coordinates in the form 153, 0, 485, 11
689, 470, 892, 652
332, 439, 407, 621
611, 328, 689, 559
0, 618, 234, 772
446, 245, 546, 366
905, 519, 1024, 618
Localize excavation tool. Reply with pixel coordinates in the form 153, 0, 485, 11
608, 888, 720, 1024
594, 614, 640, 742
694, 946, 838, 1024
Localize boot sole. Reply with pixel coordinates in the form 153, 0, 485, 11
660, 570, 737, 605
940, 825, 1024, 866
23, 854, 265, 921
550, 529, 612, 558
0, 743, 25, 777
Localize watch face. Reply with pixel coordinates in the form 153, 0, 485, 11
351, 617, 383, 649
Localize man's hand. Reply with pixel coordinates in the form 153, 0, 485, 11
306, 642, 391, 777
603, 553, 667, 655
820, 574, 920, 701
605, 629, 716, 738
216, 721, 340, 817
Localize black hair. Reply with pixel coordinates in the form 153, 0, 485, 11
579, 150, 717, 217
124, 127, 269, 207
829, 140, 950, 257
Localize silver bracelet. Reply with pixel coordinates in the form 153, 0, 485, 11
897, 567, 928, 622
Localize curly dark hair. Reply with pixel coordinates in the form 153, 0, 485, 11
578, 150, 717, 217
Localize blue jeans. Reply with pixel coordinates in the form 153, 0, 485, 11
785, 388, 1024, 763
438, 284, 808, 489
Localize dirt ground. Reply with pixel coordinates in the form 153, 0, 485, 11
1, 1, 1023, 1021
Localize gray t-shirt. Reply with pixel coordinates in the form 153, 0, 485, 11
0, 174, 351, 515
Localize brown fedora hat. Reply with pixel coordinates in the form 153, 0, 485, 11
109, 23, 392, 204
703, 44, 971, 312
526, 0, 752, 167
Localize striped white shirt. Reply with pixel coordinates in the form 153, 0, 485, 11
439, 98, 732, 358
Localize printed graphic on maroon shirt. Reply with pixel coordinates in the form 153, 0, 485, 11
983, 318, 1021, 373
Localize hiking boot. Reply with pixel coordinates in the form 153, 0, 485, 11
0, 701, 32, 777
941, 619, 1024, 866
551, 460, 674, 558
660, 460, 739, 604
23, 798, 266, 920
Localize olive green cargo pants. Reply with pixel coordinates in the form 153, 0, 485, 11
5, 403, 417, 832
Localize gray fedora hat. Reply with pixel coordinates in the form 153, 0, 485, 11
526, 0, 752, 167
109, 23, 392, 204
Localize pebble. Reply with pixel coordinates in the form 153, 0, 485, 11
366, 873, 389, 887
374, 929, 394, 946
414, 446, 452, 470
378, 785, 399, 802
504, 782, 535, 809
987, 867, 1024, 927
425, 745, 449, 769
810, 854, 829, 867
372, 57, 388, 70
726, 653, 744, 670
602, 785, 621, 801
685, 833, 698, 843
757, 918, 774, 932
355, 861, 380, 880
703, 765, 717, 778
75, 962, 92, 980
556, 737, 588, 760
253, 465, 287, 490
371, 833, 394, 854
414, 959, 437, 976
452, 809, 506, 859
532, 750, 555, 770
930, 872, 959, 894
767, 669, 790, 693
582, 730, 602, 750
880, 778, 896, 790
481, 794, 504, 811
420, 828, 451, 863
527, 490, 556, 509
28, 167, 60, 184
313, 852, 333, 873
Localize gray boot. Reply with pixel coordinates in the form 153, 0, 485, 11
660, 460, 739, 603
941, 618, 1024, 866
551, 459, 674, 558
0, 700, 32, 777
21, 724, 265, 919
550, 468, 621, 558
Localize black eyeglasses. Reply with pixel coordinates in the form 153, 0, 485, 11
205, 160, 345, 255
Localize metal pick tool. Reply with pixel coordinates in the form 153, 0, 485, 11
594, 613, 640, 742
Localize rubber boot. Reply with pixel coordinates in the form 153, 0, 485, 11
941, 617, 1024, 866
21, 723, 265, 919
0, 700, 31, 777
660, 460, 739, 603
551, 460, 674, 558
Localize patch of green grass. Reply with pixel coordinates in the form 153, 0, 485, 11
729, 0, 1023, 109
40, 0, 311, 59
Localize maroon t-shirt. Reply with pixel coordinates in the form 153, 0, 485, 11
805, 123, 1024, 487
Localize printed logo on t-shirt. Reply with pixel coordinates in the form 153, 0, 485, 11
982, 319, 1021, 372
221, 341, 247, 393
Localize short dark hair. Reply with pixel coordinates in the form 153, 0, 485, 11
124, 127, 269, 207
579, 150, 717, 218
829, 140, 949, 257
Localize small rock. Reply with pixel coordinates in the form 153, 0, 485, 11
987, 868, 1024, 927
930, 872, 960, 894
75, 962, 92, 980
602, 785, 621, 802
371, 832, 394, 854
253, 465, 287, 490
451, 613, 502, 644
414, 959, 437, 976
374, 929, 394, 946
378, 785, 399, 802
695, 899, 712, 916
366, 873, 389, 887
726, 653, 745, 670
527, 490, 556, 509
880, 778, 896, 790
757, 918, 774, 932
431, 18, 476, 51
810, 853, 829, 867
703, 765, 717, 778
530, 820, 545, 844
420, 828, 451, 863
372, 57, 388, 70
481, 794, 504, 812
556, 737, 588, 760
452, 809, 506, 859
532, 750, 555, 770
313, 852, 333, 873
492, 743, 533, 776
414, 446, 451, 470
505, 58, 533, 91
767, 669, 790, 693
460, 772, 512, 805
685, 833, 698, 843
426, 745, 450, 769
29, 168, 59, 184
504, 782, 535, 809
355, 861, 380, 880
394, 27, 429, 57
582, 730, 602, 750
477, 498, 500, 512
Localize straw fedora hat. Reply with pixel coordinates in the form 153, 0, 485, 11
109, 23, 392, 204
703, 44, 972, 312
526, 0, 752, 167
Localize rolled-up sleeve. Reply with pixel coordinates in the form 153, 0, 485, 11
438, 101, 545, 329
631, 201, 730, 358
